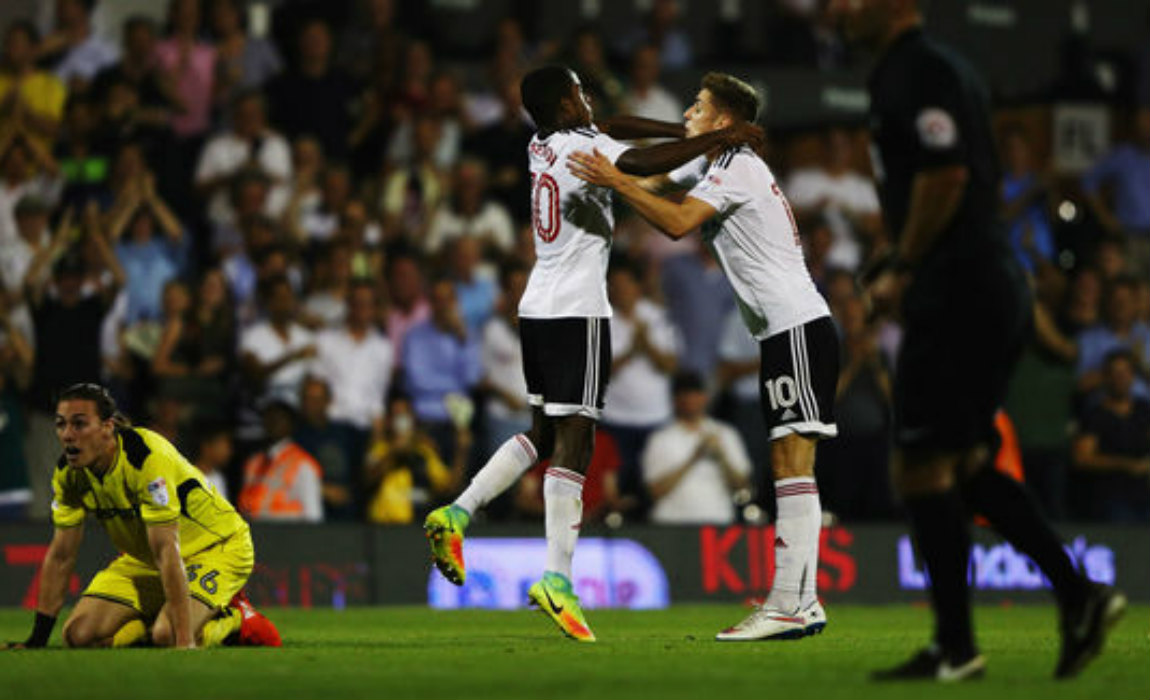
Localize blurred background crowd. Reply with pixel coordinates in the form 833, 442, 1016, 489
0, 0, 1148, 527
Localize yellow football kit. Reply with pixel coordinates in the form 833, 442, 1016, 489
51, 427, 253, 615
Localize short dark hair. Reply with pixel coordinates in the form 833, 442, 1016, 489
521, 65, 577, 130
57, 383, 131, 426
672, 370, 706, 395
1103, 347, 1136, 371
701, 72, 761, 123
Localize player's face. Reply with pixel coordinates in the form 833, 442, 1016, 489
683, 90, 724, 138
569, 79, 594, 125
55, 400, 114, 469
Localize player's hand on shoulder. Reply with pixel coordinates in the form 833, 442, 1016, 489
567, 149, 620, 188
719, 122, 765, 154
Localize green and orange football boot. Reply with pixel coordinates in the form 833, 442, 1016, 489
424, 504, 470, 586
527, 571, 596, 642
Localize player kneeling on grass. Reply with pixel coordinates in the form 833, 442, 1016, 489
1, 383, 280, 650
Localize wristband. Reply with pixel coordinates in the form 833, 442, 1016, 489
25, 612, 56, 648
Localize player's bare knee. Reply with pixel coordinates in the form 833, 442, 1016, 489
62, 617, 97, 648
150, 620, 174, 647
769, 433, 817, 480
525, 426, 555, 462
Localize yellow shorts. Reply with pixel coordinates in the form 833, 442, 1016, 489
83, 530, 254, 617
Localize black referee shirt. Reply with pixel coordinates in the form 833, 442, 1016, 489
867, 28, 1005, 276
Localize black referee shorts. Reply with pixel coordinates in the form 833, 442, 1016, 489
895, 257, 1032, 451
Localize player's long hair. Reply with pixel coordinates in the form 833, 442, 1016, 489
56, 383, 133, 429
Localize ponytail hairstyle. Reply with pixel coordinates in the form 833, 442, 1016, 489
56, 383, 133, 429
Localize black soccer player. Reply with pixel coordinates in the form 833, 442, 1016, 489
423, 65, 762, 641
829, 0, 1126, 681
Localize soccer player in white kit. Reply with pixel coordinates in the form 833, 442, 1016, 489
424, 65, 763, 642
568, 72, 839, 641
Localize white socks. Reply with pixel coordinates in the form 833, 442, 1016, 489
454, 434, 538, 515
543, 467, 584, 579
766, 477, 822, 612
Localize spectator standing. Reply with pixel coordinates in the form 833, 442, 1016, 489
238, 274, 316, 438
1082, 107, 1150, 275
108, 174, 187, 324
1, 195, 52, 295
195, 90, 292, 242
601, 261, 679, 511
1076, 277, 1150, 403
266, 18, 358, 160
22, 204, 124, 517
446, 237, 497, 337
385, 251, 431, 369
238, 399, 324, 522
816, 294, 895, 521
311, 280, 394, 455
401, 278, 482, 458
642, 371, 751, 525
0, 291, 34, 520
616, 0, 693, 72
39, 0, 118, 89
1070, 349, 1150, 522
479, 262, 531, 457
999, 126, 1058, 275
191, 419, 234, 500
462, 78, 532, 222
620, 44, 682, 128
154, 0, 216, 143
785, 127, 882, 273
0, 21, 66, 157
424, 158, 515, 258
294, 377, 359, 522
208, 0, 282, 115
660, 245, 734, 377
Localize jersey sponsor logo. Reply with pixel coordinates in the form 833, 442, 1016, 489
915, 107, 959, 149
147, 477, 170, 507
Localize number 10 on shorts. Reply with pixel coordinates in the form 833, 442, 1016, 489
764, 375, 798, 411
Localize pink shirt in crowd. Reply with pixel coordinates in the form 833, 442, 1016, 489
153, 39, 216, 138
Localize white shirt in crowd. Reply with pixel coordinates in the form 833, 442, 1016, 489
311, 327, 394, 430
671, 148, 830, 340
643, 416, 752, 525
784, 166, 880, 272
602, 298, 679, 427
194, 129, 293, 226
622, 86, 683, 128
425, 201, 515, 255
481, 315, 529, 421
520, 126, 629, 319
239, 321, 316, 404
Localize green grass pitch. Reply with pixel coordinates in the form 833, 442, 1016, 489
1, 604, 1146, 699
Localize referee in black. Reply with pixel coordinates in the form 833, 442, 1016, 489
830, 0, 1126, 682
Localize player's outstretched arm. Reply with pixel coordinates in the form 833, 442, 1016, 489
615, 121, 763, 177
148, 522, 195, 648
568, 149, 716, 240
595, 115, 686, 141
2, 526, 84, 649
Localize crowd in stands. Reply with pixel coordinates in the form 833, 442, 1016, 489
0, 0, 1148, 526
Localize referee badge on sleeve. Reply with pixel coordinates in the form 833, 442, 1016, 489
915, 107, 958, 149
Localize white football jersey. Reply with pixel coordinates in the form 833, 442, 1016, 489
672, 147, 830, 340
519, 126, 630, 319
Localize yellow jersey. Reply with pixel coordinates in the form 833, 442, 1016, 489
51, 427, 248, 565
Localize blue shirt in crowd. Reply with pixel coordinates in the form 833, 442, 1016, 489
114, 235, 187, 323
1082, 144, 1150, 233
401, 320, 482, 422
